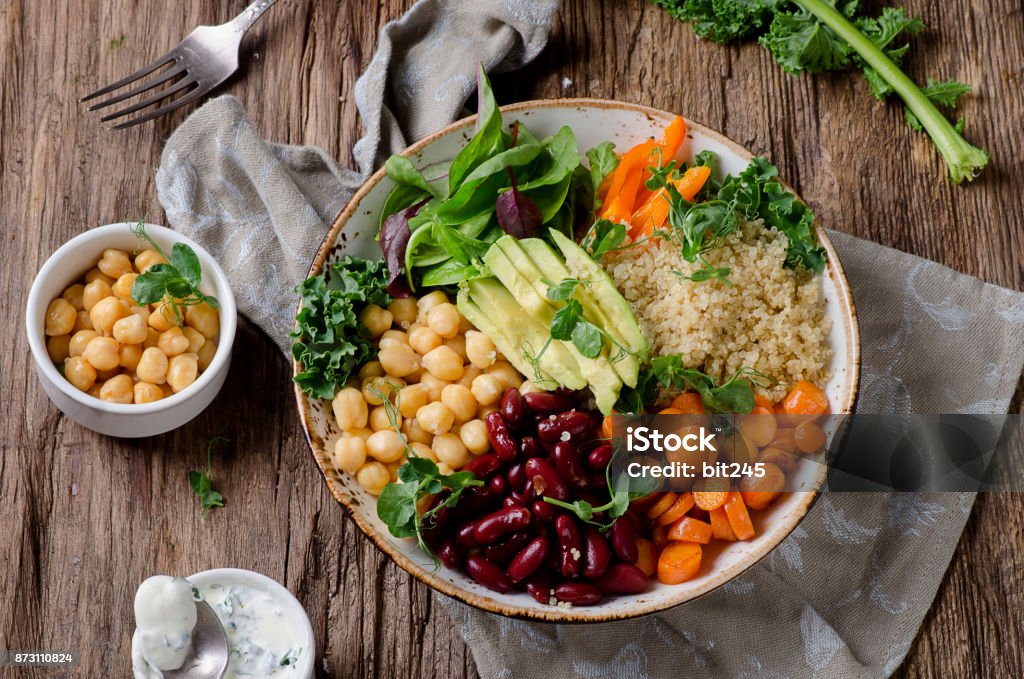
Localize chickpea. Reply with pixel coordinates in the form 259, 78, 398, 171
74, 310, 94, 332
158, 327, 190, 356
422, 345, 464, 381
111, 273, 138, 303
358, 360, 384, 381
377, 337, 419, 378
488, 361, 523, 389
182, 326, 206, 353
129, 305, 150, 325
89, 296, 129, 335
737, 413, 778, 448
397, 384, 429, 419
83, 336, 121, 371
84, 268, 114, 285
457, 312, 473, 335
408, 326, 442, 355
148, 301, 179, 332
69, 330, 98, 357
388, 298, 419, 328
96, 367, 121, 382
404, 366, 424, 384
356, 461, 390, 495
112, 314, 148, 344
441, 384, 477, 423
519, 380, 543, 395
381, 329, 410, 345
400, 418, 433, 446
370, 405, 401, 432
444, 335, 468, 362
82, 279, 113, 312
358, 304, 393, 338
61, 284, 85, 311
366, 429, 406, 463
470, 374, 503, 407
416, 291, 448, 321
87, 384, 103, 398
456, 365, 482, 389
134, 248, 167, 273
416, 402, 455, 435
459, 419, 490, 455
45, 298, 76, 336
136, 347, 169, 384
344, 427, 374, 443
167, 353, 199, 393
64, 356, 97, 391
433, 433, 471, 469
436, 462, 455, 476
46, 334, 71, 363
99, 374, 134, 404
794, 421, 827, 454
478, 403, 499, 419
333, 436, 367, 474
424, 303, 459, 339
134, 381, 164, 404
419, 373, 449, 402
97, 248, 133, 279
196, 339, 217, 371
332, 387, 369, 431
361, 376, 404, 406
182, 301, 218, 338
143, 327, 161, 349
161, 384, 175, 399
409, 442, 437, 462
119, 343, 143, 371
465, 331, 497, 369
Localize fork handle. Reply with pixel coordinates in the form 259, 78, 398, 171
226, 0, 279, 34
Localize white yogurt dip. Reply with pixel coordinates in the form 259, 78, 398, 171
131, 575, 198, 678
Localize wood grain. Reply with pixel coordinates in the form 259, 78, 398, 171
0, 0, 1021, 677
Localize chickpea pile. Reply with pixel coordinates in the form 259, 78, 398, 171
44, 248, 220, 404
330, 290, 527, 496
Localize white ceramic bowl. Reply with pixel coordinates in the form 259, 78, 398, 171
295, 100, 860, 621
26, 222, 236, 438
187, 568, 316, 679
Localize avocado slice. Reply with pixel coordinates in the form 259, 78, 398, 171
483, 246, 622, 413
458, 278, 588, 391
508, 235, 644, 388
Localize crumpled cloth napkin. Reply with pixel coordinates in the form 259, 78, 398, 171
155, 1, 1024, 677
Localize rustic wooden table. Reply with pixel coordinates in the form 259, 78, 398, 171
2, 1, 1022, 677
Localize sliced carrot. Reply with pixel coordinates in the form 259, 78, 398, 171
600, 140, 656, 221
629, 165, 712, 239
659, 116, 688, 158
781, 380, 830, 416
669, 391, 706, 415
651, 524, 670, 549
723, 491, 756, 540
692, 490, 729, 512
601, 414, 616, 440
629, 491, 662, 512
708, 507, 737, 541
658, 407, 685, 415
657, 541, 702, 584
667, 516, 713, 544
645, 492, 679, 520
656, 492, 695, 526
635, 538, 658, 577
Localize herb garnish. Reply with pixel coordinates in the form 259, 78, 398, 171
615, 354, 774, 414
544, 448, 659, 530
130, 222, 219, 325
189, 436, 228, 518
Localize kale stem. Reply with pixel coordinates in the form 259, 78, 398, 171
794, 0, 988, 183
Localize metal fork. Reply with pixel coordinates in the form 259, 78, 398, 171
82, 0, 280, 129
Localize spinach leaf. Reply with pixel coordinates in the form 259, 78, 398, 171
386, 155, 446, 200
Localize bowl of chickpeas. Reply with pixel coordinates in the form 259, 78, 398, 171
26, 222, 237, 437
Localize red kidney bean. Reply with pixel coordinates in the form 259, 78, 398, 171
524, 457, 570, 501
473, 506, 531, 544
484, 530, 532, 563
537, 411, 594, 444
463, 453, 501, 478
507, 535, 549, 582
553, 582, 602, 606
609, 515, 639, 563
500, 388, 525, 428
553, 441, 593, 490
504, 494, 525, 509
456, 520, 479, 547
593, 563, 649, 594
522, 390, 574, 414
487, 474, 507, 495
506, 463, 525, 493
421, 498, 452, 548
582, 526, 611, 578
531, 499, 558, 523
524, 572, 553, 605
465, 555, 514, 593
587, 444, 613, 470
484, 411, 517, 460
519, 436, 541, 460
556, 514, 583, 577
450, 486, 494, 520
438, 539, 464, 570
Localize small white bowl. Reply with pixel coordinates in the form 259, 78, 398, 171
187, 568, 315, 679
25, 222, 236, 437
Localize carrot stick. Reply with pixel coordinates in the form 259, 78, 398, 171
723, 491, 756, 540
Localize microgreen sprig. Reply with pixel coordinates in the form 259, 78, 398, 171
131, 221, 219, 326
188, 436, 228, 519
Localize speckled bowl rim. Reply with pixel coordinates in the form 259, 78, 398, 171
293, 98, 861, 623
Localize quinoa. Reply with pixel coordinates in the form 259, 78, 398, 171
603, 220, 831, 401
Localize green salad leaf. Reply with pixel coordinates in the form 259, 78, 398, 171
290, 256, 390, 400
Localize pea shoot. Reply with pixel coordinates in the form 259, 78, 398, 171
189, 436, 228, 519
130, 221, 219, 326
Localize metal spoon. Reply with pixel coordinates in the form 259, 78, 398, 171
163, 600, 229, 679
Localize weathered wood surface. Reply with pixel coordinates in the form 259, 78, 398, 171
1, 0, 1022, 677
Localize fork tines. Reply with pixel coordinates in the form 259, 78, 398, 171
82, 53, 202, 129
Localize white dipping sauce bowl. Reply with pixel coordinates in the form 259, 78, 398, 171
187, 568, 315, 679
25, 222, 236, 437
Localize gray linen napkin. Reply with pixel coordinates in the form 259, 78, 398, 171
154, 2, 1024, 677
